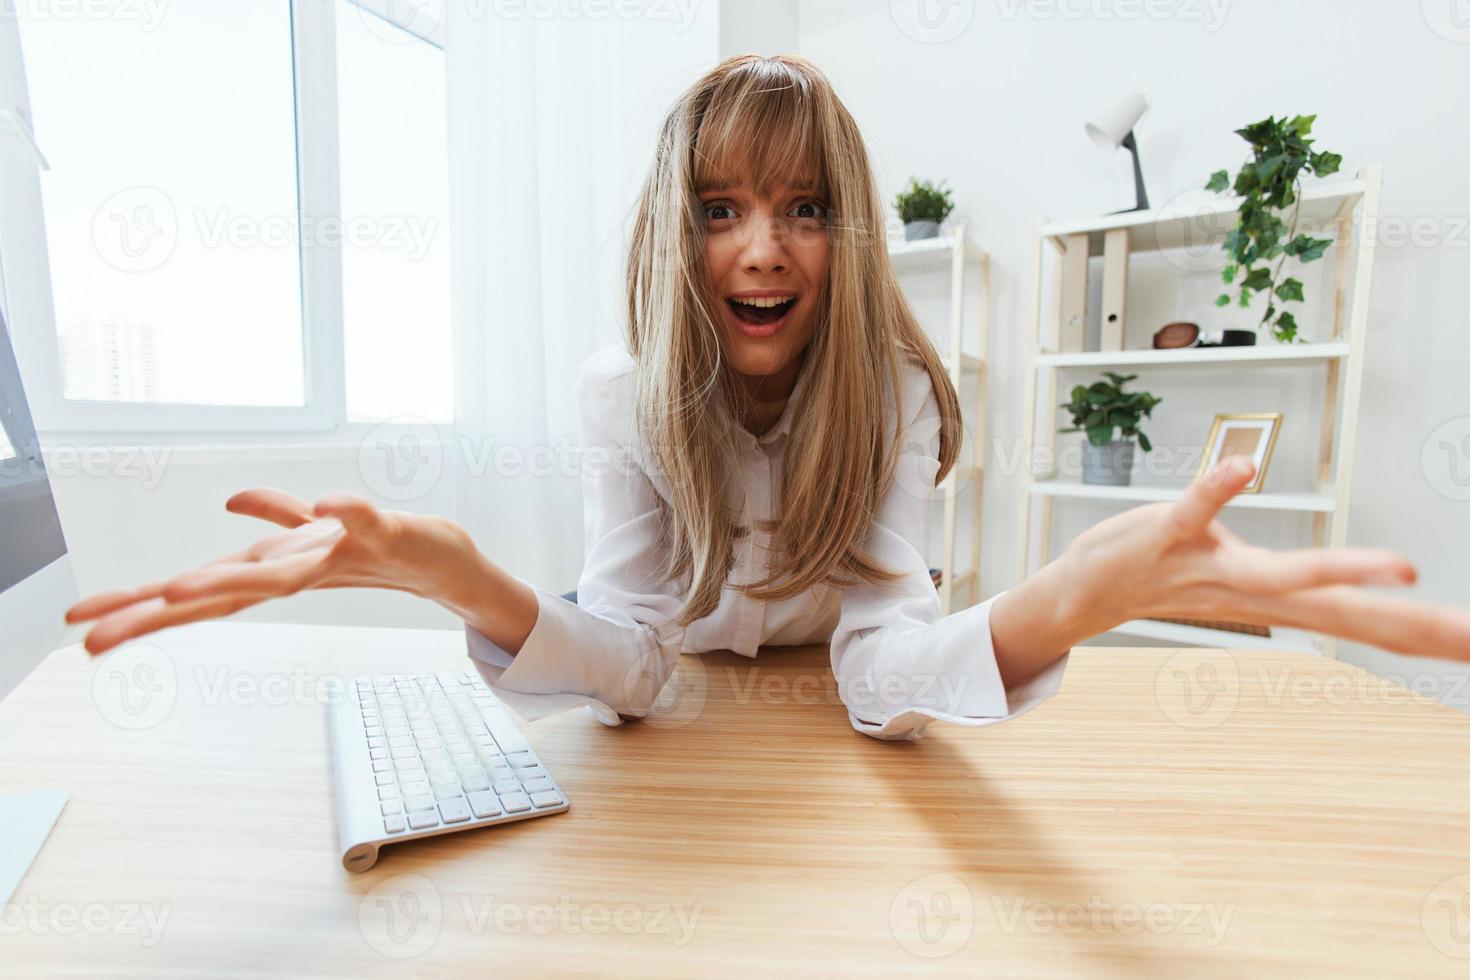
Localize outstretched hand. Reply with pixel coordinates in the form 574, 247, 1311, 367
65, 489, 470, 656
1061, 457, 1470, 658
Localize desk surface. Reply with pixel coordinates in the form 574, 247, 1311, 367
3, 621, 1470, 977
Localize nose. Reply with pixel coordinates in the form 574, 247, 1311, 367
736, 209, 789, 275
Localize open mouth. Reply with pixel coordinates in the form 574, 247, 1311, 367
727, 294, 798, 327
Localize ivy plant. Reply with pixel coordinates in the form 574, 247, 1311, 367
894, 178, 955, 224
1206, 115, 1343, 343
1060, 372, 1161, 451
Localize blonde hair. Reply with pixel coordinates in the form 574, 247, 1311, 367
625, 54, 962, 627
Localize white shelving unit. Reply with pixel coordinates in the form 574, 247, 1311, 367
1015, 167, 1383, 656
889, 223, 989, 614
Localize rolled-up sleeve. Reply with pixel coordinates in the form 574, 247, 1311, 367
831, 368, 1068, 741
465, 349, 686, 725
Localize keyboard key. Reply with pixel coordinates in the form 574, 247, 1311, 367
377, 786, 398, 801
482, 710, 531, 755
507, 753, 538, 769
500, 792, 532, 813
432, 784, 462, 801
492, 779, 520, 795
380, 800, 401, 815
462, 775, 490, 792
400, 780, 431, 798
515, 764, 547, 781
372, 759, 391, 773
405, 795, 436, 813
369, 748, 387, 760
374, 772, 393, 787
467, 791, 502, 818
530, 791, 562, 809
408, 810, 440, 830
384, 816, 406, 833
439, 798, 471, 823
520, 776, 553, 794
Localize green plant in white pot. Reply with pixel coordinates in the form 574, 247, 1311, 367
1060, 372, 1161, 487
895, 178, 954, 240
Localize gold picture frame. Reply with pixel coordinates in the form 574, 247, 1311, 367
1198, 413, 1282, 494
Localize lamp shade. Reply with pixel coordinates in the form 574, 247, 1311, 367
1085, 92, 1150, 148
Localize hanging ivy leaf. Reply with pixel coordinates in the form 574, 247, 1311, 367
1274, 277, 1305, 302
1206, 114, 1343, 343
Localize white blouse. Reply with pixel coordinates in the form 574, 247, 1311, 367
465, 346, 1068, 740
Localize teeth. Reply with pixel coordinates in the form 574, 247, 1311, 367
731, 296, 794, 309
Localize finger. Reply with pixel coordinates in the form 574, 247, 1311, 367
66, 582, 167, 624
1248, 586, 1470, 660
84, 593, 262, 656
162, 550, 325, 604
1220, 545, 1418, 595
1166, 456, 1256, 539
313, 493, 385, 536
226, 488, 316, 529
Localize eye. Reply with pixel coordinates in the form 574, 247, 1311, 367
787, 200, 831, 224
703, 202, 738, 223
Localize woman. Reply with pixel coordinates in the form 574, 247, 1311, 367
66, 56, 1470, 740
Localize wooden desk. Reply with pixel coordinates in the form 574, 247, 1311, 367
3, 622, 1470, 977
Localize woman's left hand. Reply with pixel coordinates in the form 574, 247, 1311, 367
1043, 456, 1470, 660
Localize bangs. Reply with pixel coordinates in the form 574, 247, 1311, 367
690, 60, 828, 199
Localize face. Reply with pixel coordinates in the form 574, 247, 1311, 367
699, 177, 831, 385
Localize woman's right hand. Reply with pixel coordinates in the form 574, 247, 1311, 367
65, 488, 529, 656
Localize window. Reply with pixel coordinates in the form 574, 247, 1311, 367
19, 2, 305, 409
5, 0, 453, 434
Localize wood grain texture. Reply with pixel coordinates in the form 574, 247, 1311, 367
3, 621, 1469, 978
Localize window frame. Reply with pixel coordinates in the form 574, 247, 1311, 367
2, 0, 446, 440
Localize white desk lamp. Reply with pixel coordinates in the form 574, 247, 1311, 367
1086, 92, 1151, 213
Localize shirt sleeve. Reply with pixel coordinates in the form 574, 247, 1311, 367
464, 350, 686, 726
830, 366, 1069, 741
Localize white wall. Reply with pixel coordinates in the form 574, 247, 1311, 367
796, 0, 1470, 703
721, 0, 799, 57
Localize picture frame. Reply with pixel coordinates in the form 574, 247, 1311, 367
1198, 412, 1282, 493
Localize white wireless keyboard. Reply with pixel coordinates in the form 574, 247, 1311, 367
329, 671, 569, 872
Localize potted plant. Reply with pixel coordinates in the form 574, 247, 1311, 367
1205, 114, 1342, 343
1060, 372, 1161, 486
895, 178, 955, 240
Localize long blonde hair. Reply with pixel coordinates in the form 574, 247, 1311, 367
625, 54, 962, 627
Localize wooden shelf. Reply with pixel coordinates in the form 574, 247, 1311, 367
1038, 341, 1350, 369
889, 223, 989, 615
1029, 479, 1335, 513
887, 235, 984, 264
1042, 177, 1366, 254
1106, 618, 1321, 654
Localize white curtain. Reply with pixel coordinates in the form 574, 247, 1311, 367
443, 2, 719, 589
